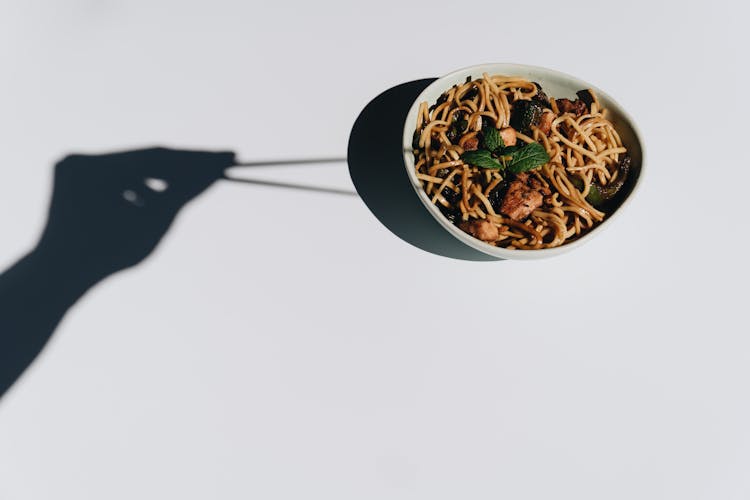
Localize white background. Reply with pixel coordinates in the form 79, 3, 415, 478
1, 1, 749, 499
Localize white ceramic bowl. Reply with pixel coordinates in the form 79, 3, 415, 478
402, 63, 645, 260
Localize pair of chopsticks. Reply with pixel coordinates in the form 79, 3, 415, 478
222, 157, 354, 196
229, 157, 347, 168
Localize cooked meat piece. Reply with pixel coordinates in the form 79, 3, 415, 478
538, 111, 555, 135
459, 133, 479, 151
556, 98, 588, 117
460, 219, 499, 242
500, 174, 546, 220
462, 136, 479, 151
499, 127, 517, 146
528, 176, 552, 196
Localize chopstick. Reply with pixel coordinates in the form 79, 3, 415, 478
221, 176, 356, 196
222, 156, 356, 196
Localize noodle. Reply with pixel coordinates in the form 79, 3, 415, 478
412, 74, 631, 249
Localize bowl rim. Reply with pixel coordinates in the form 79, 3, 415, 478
402, 62, 646, 260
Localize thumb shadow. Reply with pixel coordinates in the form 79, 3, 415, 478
347, 79, 499, 261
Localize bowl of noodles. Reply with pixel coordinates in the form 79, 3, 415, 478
403, 63, 644, 259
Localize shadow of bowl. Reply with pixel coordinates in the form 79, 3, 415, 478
347, 79, 500, 262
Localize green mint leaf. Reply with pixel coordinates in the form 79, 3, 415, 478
481, 127, 504, 152
495, 132, 506, 151
506, 142, 550, 174
460, 149, 504, 170
499, 144, 521, 155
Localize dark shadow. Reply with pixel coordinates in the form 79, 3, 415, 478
0, 147, 355, 400
347, 79, 500, 261
0, 147, 237, 397
0, 79, 505, 399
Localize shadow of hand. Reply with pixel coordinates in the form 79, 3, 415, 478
37, 147, 235, 277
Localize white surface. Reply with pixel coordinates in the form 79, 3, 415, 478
402, 62, 646, 259
0, 1, 748, 499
